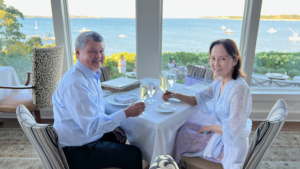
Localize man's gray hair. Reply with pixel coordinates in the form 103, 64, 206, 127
75, 31, 104, 50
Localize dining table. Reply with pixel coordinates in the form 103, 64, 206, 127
103, 78, 203, 164
0, 66, 20, 99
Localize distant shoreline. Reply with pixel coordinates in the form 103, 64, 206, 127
23, 15, 300, 21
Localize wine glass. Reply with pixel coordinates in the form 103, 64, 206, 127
159, 72, 170, 107
139, 82, 148, 115
147, 80, 156, 104
168, 73, 177, 90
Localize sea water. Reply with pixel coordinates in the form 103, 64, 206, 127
18, 18, 300, 55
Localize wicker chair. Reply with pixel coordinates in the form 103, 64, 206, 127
100, 65, 111, 82
0, 44, 64, 123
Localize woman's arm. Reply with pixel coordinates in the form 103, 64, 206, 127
162, 90, 197, 106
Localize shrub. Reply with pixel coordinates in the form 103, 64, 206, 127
288, 69, 300, 77
268, 68, 276, 73
276, 68, 286, 74
257, 67, 268, 74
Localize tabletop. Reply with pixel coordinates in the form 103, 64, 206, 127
103, 78, 202, 164
0, 66, 20, 99
266, 73, 289, 80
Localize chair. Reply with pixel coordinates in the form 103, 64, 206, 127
100, 65, 111, 82
271, 79, 294, 88
16, 104, 69, 169
150, 155, 179, 169
179, 99, 287, 169
17, 104, 120, 169
203, 67, 214, 85
293, 76, 300, 88
251, 75, 271, 87
0, 44, 64, 123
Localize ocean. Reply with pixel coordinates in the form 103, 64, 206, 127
19, 18, 300, 55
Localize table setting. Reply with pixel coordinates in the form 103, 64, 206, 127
102, 74, 204, 164
266, 73, 289, 80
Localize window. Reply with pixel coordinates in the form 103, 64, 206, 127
251, 0, 300, 89
162, 0, 246, 83
0, 0, 55, 84
67, 0, 136, 79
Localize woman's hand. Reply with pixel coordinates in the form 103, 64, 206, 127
198, 125, 213, 134
162, 90, 175, 102
199, 125, 223, 135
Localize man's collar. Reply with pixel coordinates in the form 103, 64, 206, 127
75, 61, 101, 79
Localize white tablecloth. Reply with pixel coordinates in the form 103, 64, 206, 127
104, 78, 199, 164
0, 66, 20, 99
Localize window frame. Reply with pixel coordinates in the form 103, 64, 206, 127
50, 0, 300, 121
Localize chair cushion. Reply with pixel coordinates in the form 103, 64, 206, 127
181, 156, 223, 169
0, 89, 36, 112
100, 65, 111, 82
150, 155, 179, 169
16, 105, 69, 169
31, 44, 64, 110
242, 99, 287, 169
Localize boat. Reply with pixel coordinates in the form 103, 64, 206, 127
119, 34, 127, 38
225, 29, 233, 34
34, 21, 38, 30
79, 27, 90, 33
44, 37, 55, 41
221, 25, 226, 30
289, 28, 300, 41
267, 28, 277, 33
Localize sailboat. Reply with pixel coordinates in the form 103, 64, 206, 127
289, 28, 300, 41
267, 28, 277, 33
119, 34, 127, 38
34, 21, 38, 30
79, 27, 90, 33
225, 29, 233, 34
221, 25, 226, 30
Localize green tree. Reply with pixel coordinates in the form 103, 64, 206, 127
0, 0, 25, 44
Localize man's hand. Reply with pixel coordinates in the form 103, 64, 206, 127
113, 127, 126, 143
124, 102, 146, 118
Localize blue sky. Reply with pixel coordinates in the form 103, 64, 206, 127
4, 0, 300, 18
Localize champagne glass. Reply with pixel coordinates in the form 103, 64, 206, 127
147, 81, 156, 104
168, 73, 177, 90
159, 72, 171, 107
139, 82, 148, 115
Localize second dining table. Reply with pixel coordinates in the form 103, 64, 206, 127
103, 78, 201, 164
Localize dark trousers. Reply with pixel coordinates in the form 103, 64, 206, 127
63, 132, 142, 169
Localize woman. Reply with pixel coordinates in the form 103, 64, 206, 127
118, 55, 127, 74
162, 39, 252, 169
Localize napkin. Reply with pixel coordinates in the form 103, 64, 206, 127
184, 83, 208, 92
114, 94, 138, 104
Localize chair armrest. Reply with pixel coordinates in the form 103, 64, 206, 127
25, 71, 31, 86
0, 85, 36, 89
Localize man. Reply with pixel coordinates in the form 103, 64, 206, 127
53, 31, 145, 169
169, 60, 177, 68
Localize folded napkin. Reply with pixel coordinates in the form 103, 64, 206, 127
114, 94, 138, 104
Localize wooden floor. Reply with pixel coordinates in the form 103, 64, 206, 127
0, 118, 299, 131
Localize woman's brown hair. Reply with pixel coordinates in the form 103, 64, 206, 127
209, 39, 246, 80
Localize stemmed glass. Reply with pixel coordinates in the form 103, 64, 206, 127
159, 72, 171, 107
147, 80, 156, 104
168, 73, 177, 90
139, 82, 148, 115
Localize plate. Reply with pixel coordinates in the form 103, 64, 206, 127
156, 105, 176, 113
106, 93, 140, 106
169, 89, 193, 102
270, 73, 283, 77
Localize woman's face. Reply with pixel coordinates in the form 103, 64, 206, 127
209, 44, 237, 79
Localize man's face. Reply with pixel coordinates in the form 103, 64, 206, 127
76, 40, 105, 72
